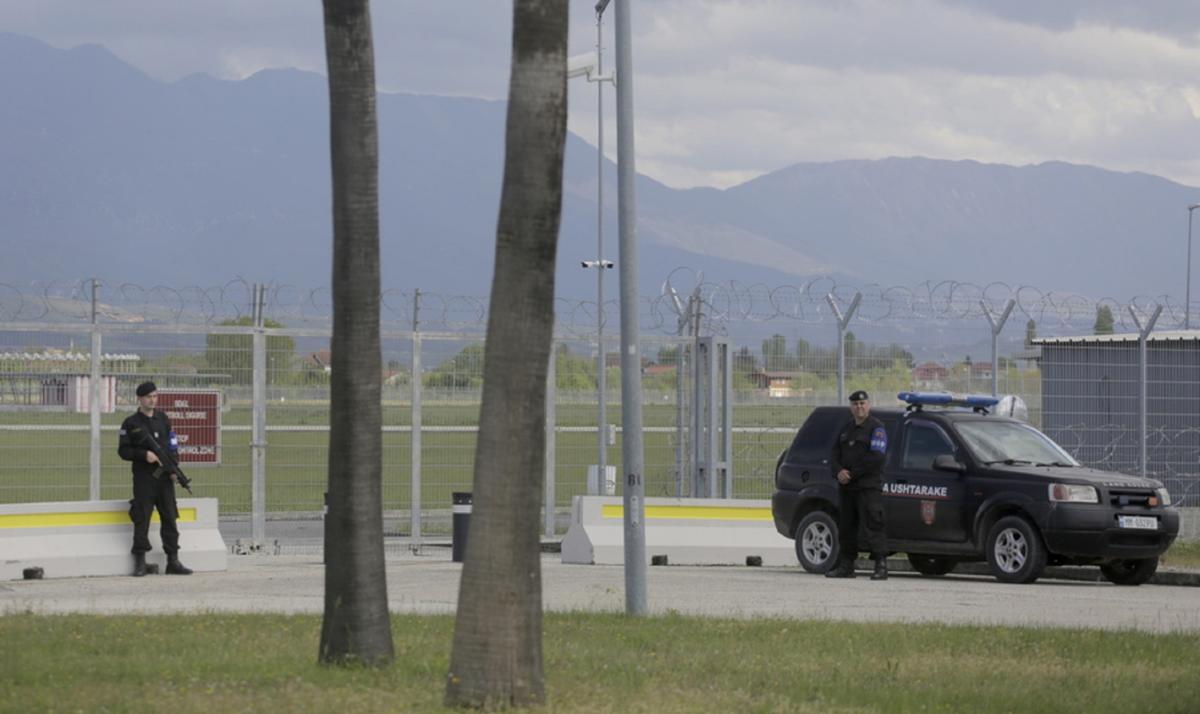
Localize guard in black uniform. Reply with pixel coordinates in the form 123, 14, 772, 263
826, 389, 889, 580
118, 381, 192, 577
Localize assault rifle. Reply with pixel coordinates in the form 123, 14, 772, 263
129, 425, 193, 494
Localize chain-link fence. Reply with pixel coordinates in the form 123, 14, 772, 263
2, 277, 1197, 544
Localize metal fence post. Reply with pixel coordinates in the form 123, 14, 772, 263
826, 292, 862, 403
88, 279, 102, 500
722, 339, 733, 498
675, 334, 686, 497
982, 298, 1016, 397
1128, 303, 1162, 478
410, 289, 422, 551
544, 345, 556, 538
251, 283, 267, 545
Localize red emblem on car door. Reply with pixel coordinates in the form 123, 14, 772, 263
921, 499, 936, 525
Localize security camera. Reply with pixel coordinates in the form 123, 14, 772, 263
602, 260, 615, 269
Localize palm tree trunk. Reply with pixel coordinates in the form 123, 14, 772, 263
444, 0, 568, 707
318, 0, 393, 667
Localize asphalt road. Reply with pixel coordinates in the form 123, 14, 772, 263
4, 552, 1199, 634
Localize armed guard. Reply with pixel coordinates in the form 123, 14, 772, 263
118, 381, 192, 577
827, 389, 889, 580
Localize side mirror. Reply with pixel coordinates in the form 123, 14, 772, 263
933, 454, 966, 474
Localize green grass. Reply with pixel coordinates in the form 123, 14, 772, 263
0, 403, 800, 511
1, 612, 1197, 713
1163, 540, 1200, 570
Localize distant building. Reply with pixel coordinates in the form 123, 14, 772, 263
0, 350, 141, 412
970, 362, 993, 381
306, 349, 332, 373
911, 362, 949, 390
749, 370, 805, 398
1033, 330, 1200, 506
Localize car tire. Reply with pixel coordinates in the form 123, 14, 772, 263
1099, 557, 1158, 586
985, 515, 1047, 584
794, 510, 839, 574
907, 554, 957, 577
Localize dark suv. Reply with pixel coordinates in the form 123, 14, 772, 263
771, 402, 1180, 585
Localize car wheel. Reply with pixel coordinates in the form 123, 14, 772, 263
907, 554, 957, 577
985, 515, 1047, 584
794, 510, 839, 574
1099, 558, 1158, 586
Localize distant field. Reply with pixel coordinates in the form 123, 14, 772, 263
0, 402, 808, 512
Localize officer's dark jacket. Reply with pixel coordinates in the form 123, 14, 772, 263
118, 410, 173, 478
830, 415, 887, 488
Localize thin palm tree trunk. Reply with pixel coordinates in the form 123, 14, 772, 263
318, 0, 393, 667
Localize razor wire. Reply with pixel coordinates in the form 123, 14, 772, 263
2, 273, 1193, 336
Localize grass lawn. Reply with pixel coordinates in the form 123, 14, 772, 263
1163, 540, 1200, 570
0, 403, 799, 510
2, 612, 1198, 713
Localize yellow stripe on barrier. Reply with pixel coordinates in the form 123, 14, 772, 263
0, 508, 198, 529
600, 504, 772, 521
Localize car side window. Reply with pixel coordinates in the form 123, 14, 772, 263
902, 422, 955, 471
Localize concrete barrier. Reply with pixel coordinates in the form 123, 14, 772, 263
0, 498, 227, 580
561, 496, 796, 566
1178, 507, 1200, 542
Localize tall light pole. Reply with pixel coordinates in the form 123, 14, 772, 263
571, 0, 615, 494
592, 1, 614, 495
614, 0, 647, 615
1188, 204, 1199, 329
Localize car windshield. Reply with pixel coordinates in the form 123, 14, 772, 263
953, 420, 1080, 467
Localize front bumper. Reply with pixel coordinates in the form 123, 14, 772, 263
1042, 504, 1179, 560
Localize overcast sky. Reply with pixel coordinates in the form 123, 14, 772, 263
3, 0, 1200, 190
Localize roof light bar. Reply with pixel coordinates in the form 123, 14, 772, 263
897, 391, 1000, 414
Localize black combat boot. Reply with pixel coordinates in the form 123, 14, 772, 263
824, 559, 856, 578
871, 557, 888, 581
165, 555, 193, 575
132, 552, 147, 577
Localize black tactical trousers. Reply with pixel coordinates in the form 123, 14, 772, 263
838, 486, 887, 561
130, 473, 180, 555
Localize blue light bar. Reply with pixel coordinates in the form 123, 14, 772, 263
897, 392, 1000, 411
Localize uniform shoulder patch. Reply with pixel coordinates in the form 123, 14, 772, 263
870, 426, 888, 453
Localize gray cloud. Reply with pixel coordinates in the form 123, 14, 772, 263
2, 0, 1199, 190
952, 0, 1200, 40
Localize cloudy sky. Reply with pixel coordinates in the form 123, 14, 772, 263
3, 1, 1200, 190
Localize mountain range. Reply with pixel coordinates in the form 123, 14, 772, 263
1, 31, 1197, 304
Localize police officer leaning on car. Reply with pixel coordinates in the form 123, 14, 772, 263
827, 389, 889, 581
118, 381, 192, 577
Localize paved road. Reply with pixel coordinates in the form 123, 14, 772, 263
4, 553, 1199, 634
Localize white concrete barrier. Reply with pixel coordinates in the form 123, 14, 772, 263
561, 496, 797, 566
0, 498, 227, 580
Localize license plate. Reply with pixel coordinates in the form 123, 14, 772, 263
1117, 515, 1158, 530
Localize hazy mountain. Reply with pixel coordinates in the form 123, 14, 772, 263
1, 32, 1195, 302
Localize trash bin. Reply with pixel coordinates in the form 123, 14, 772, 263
452, 492, 472, 563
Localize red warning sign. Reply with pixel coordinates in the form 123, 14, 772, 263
157, 389, 222, 465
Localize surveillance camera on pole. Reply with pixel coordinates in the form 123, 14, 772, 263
581, 259, 614, 269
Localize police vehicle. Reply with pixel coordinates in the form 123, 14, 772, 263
771, 392, 1180, 585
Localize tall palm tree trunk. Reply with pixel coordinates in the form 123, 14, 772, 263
445, 1, 568, 707
318, 0, 393, 667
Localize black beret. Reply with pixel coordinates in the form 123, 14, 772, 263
135, 381, 158, 397
848, 390, 869, 402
